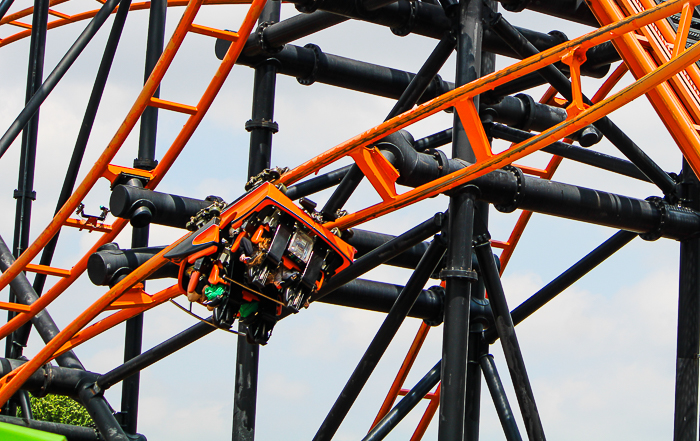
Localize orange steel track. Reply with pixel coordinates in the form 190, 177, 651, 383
1, 0, 700, 432
0, 0, 268, 404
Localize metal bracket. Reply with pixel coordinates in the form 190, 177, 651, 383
298, 44, 323, 86
495, 165, 524, 213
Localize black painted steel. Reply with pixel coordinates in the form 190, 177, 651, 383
286, 0, 611, 75
135, 0, 167, 171
97, 320, 216, 391
234, 3, 280, 440
439, 0, 483, 436
110, 185, 215, 228
5, 0, 50, 404
123, 0, 169, 416
320, 27, 454, 221
414, 128, 452, 151
32, 0, 132, 296
284, 164, 352, 200
486, 11, 677, 198
389, 32, 457, 117
480, 354, 523, 441
362, 361, 441, 441
673, 160, 700, 441
475, 237, 545, 441
319, 278, 444, 322
87, 244, 179, 286
0, 0, 122, 159
0, 415, 101, 441
313, 236, 447, 441
498, 0, 598, 27
313, 213, 445, 301
484, 230, 637, 343
78, 384, 132, 441
488, 123, 650, 181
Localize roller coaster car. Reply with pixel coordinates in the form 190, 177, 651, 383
165, 182, 355, 344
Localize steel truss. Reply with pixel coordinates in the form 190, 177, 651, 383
1, 0, 700, 439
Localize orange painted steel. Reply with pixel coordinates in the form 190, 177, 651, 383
370, 322, 431, 430
51, 285, 183, 360
0, 218, 128, 342
0, 0, 253, 48
410, 384, 440, 441
0, 0, 265, 346
261, 0, 700, 234
0, 303, 32, 313
24, 264, 71, 278
321, 36, 700, 231
63, 217, 113, 233
0, 0, 69, 26
148, 96, 198, 115
0, 237, 187, 404
588, 0, 700, 176
0, 0, 205, 295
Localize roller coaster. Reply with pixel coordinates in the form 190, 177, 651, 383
1, 0, 700, 439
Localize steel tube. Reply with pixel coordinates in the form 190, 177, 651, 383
313, 212, 445, 301
97, 320, 216, 391
5, 0, 50, 402
313, 237, 447, 441
284, 164, 352, 200
0, 0, 122, 159
484, 230, 637, 343
110, 185, 215, 228
475, 238, 545, 441
362, 361, 441, 441
318, 278, 443, 322
673, 161, 700, 441
78, 385, 132, 441
234, 3, 281, 440
0, 0, 14, 21
488, 123, 649, 181
480, 354, 523, 441
122, 0, 159, 430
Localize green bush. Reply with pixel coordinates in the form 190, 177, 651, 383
18, 395, 94, 427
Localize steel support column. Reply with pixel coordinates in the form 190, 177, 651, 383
673, 160, 700, 441
120, 0, 167, 432
233, 2, 281, 440
438, 0, 482, 438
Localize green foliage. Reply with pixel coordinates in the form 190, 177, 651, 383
17, 395, 94, 427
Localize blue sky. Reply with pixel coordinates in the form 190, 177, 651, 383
0, 1, 691, 440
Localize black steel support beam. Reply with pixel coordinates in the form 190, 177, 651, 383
234, 3, 280, 440
475, 236, 545, 441
480, 354, 523, 441
122, 0, 163, 431
484, 230, 637, 343
0, 0, 122, 159
313, 236, 447, 441
673, 160, 700, 441
5, 0, 50, 414
318, 278, 444, 322
97, 320, 216, 391
488, 123, 649, 181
